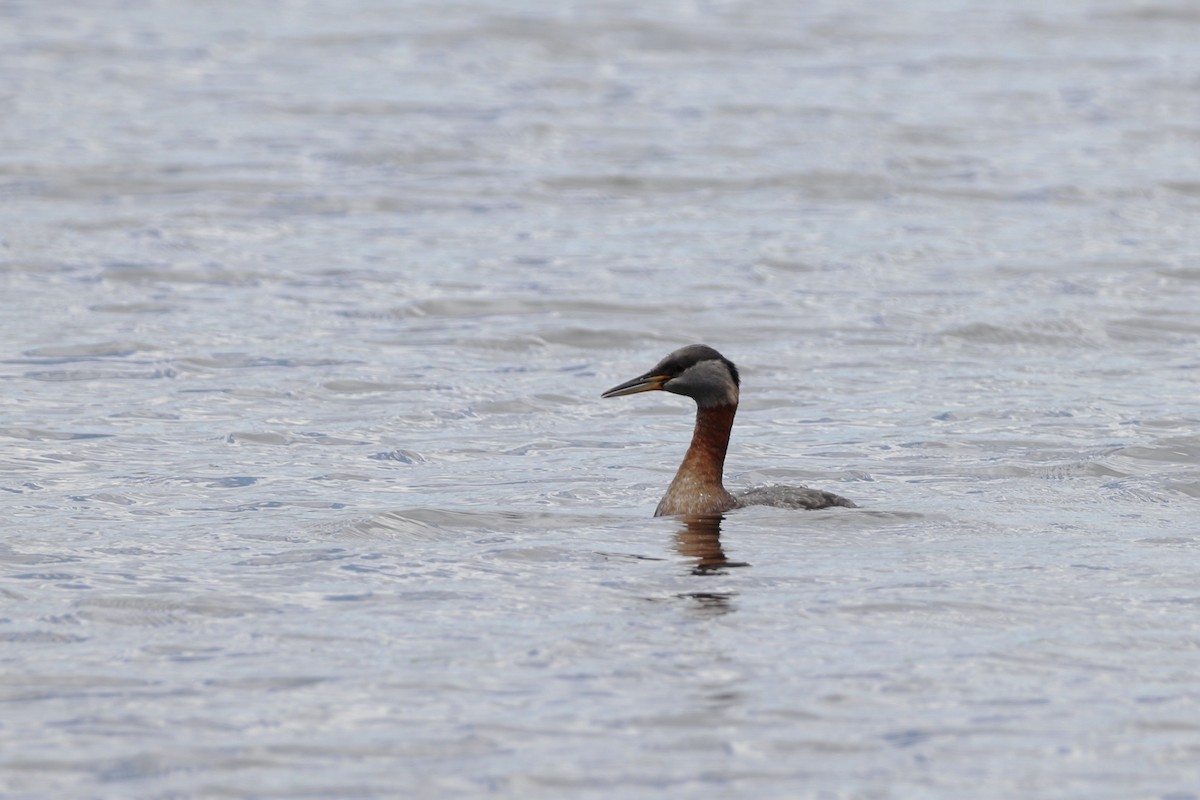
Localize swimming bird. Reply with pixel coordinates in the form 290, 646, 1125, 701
601, 345, 856, 516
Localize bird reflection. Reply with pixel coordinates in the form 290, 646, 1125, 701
674, 514, 748, 575
674, 515, 741, 616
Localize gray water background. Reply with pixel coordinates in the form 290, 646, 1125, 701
3, 1, 1200, 797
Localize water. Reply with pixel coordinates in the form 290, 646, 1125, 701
3, 0, 1199, 797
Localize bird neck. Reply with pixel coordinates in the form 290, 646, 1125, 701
655, 403, 737, 516
681, 403, 736, 483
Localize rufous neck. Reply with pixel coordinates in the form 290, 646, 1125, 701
676, 403, 737, 487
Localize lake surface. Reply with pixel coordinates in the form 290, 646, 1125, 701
3, 1, 1199, 797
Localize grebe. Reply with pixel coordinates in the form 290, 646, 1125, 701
602, 344, 856, 516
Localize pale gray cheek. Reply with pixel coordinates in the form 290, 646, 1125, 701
698, 383, 739, 408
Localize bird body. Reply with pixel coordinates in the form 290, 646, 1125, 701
602, 345, 855, 516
